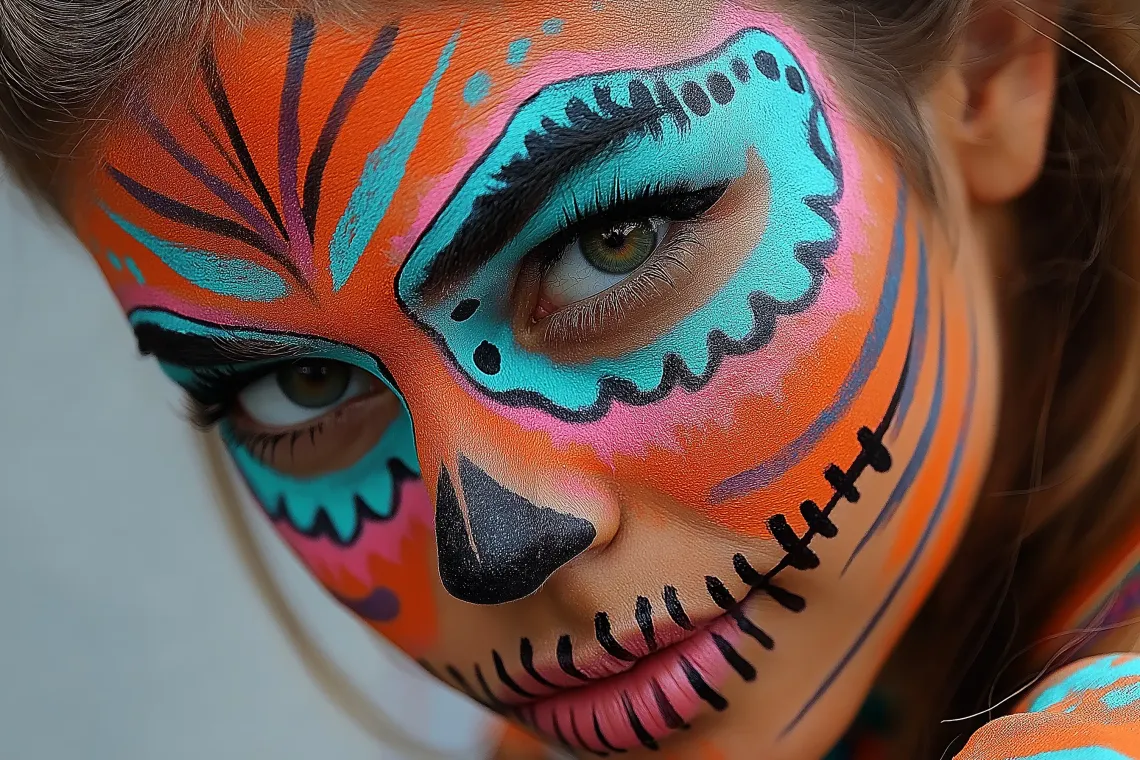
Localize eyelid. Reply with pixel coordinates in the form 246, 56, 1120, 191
538, 181, 729, 263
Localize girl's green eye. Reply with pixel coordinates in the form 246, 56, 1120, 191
276, 361, 354, 409
580, 219, 659, 274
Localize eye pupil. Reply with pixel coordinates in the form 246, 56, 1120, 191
277, 360, 352, 409
582, 219, 658, 274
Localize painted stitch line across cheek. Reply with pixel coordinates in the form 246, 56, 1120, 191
424, 334, 914, 753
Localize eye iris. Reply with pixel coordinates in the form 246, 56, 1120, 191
277, 361, 352, 409
581, 220, 657, 274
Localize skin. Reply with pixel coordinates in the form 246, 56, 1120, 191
66, 1, 1051, 757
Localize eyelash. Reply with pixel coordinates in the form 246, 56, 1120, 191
178, 184, 725, 437
531, 180, 727, 341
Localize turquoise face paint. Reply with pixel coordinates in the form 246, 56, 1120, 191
108, 210, 288, 300
397, 29, 839, 420
131, 309, 421, 543
125, 258, 146, 285
542, 18, 564, 36
463, 70, 492, 106
506, 38, 532, 67
1030, 655, 1140, 713
329, 30, 460, 291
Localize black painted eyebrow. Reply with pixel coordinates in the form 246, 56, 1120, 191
133, 323, 307, 367
417, 81, 668, 300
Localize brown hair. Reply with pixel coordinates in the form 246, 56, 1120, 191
3, 1, 1139, 756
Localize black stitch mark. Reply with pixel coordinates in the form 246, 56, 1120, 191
786, 66, 805, 93
623, 692, 660, 750
473, 664, 509, 712
800, 500, 838, 539
571, 710, 608, 757
594, 709, 627, 753
679, 80, 712, 116
858, 426, 893, 472
754, 50, 780, 80
552, 711, 573, 749
768, 514, 821, 570
730, 609, 775, 650
558, 635, 592, 681
596, 612, 638, 662
635, 596, 657, 651
446, 665, 486, 707
705, 575, 737, 610
663, 586, 694, 631
680, 656, 728, 711
730, 56, 751, 82
493, 649, 535, 699
473, 341, 501, 375
735, 343, 912, 613
712, 633, 758, 681
825, 463, 860, 503
651, 679, 689, 730
520, 638, 558, 689
733, 554, 807, 612
653, 80, 690, 133
418, 659, 440, 679
707, 71, 735, 104
450, 298, 480, 321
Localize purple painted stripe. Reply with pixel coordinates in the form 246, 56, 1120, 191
711, 185, 909, 503
141, 111, 283, 256
783, 306, 978, 736
278, 15, 317, 275
843, 302, 945, 574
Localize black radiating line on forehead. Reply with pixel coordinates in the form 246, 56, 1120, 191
199, 40, 289, 239
133, 323, 307, 367
417, 83, 665, 300
107, 167, 287, 267
302, 24, 399, 239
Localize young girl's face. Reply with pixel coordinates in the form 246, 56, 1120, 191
69, 2, 1001, 756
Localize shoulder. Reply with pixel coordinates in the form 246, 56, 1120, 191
955, 654, 1140, 760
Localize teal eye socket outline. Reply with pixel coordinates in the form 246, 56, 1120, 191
396, 28, 842, 423
130, 308, 421, 545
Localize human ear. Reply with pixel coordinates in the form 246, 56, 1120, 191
942, 1, 1060, 204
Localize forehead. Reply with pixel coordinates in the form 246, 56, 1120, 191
69, 1, 832, 325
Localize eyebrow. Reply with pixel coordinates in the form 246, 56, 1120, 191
133, 323, 308, 367
418, 78, 677, 300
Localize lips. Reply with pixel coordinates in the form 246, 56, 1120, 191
507, 605, 755, 754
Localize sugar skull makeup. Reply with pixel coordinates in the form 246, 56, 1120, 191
71, 3, 998, 757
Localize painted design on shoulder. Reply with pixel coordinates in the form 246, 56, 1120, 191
396, 28, 841, 422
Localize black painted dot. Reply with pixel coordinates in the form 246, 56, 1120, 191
450, 299, 480, 322
706, 72, 735, 105
786, 66, 805, 93
730, 57, 751, 83
679, 81, 712, 116
754, 50, 779, 81
473, 341, 501, 375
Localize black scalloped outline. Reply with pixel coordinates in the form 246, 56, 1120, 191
395, 28, 843, 424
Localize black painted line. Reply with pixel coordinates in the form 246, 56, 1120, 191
712, 633, 758, 681
663, 586, 695, 631
596, 612, 638, 662
493, 649, 535, 699
520, 638, 559, 689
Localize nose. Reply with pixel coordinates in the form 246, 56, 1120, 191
434, 455, 598, 605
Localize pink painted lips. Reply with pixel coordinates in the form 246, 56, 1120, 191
508, 609, 752, 754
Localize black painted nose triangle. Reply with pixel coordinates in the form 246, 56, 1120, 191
434, 456, 596, 605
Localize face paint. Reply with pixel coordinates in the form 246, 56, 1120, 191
71, 3, 999, 757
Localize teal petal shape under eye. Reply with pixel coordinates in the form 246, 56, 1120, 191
106, 211, 287, 301
329, 30, 460, 292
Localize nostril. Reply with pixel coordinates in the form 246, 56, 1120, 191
434, 455, 596, 605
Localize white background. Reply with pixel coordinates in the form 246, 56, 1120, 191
0, 175, 493, 760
